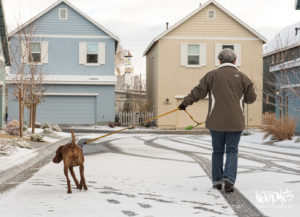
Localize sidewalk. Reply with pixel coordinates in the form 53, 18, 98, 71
0, 134, 70, 185
62, 125, 210, 135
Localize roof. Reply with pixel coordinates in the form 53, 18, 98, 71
0, 0, 10, 66
296, 0, 300, 10
263, 21, 300, 56
143, 0, 267, 56
8, 0, 119, 42
124, 50, 133, 57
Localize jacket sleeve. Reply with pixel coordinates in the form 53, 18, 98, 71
243, 75, 257, 104
182, 72, 210, 106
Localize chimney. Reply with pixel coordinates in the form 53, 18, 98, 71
166, 22, 169, 30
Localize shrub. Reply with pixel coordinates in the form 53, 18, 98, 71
51, 124, 61, 132
42, 122, 51, 129
263, 112, 276, 126
11, 138, 32, 149
0, 139, 17, 155
108, 123, 115, 128
31, 133, 44, 142
42, 128, 54, 135
242, 129, 256, 136
262, 116, 297, 141
5, 120, 20, 136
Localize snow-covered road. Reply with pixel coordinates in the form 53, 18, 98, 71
0, 133, 299, 217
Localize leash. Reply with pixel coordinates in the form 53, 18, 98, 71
81, 108, 179, 145
79, 108, 204, 146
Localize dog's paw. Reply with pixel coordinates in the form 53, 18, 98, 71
76, 184, 81, 189
67, 190, 72, 194
84, 185, 88, 191
78, 184, 83, 190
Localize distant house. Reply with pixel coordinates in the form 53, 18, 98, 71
7, 0, 119, 125
263, 22, 300, 133
0, 0, 11, 128
144, 0, 266, 129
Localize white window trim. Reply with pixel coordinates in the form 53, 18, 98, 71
59, 8, 68, 20
84, 63, 100, 66
207, 10, 216, 19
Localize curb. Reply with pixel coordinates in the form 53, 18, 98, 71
62, 128, 210, 135
0, 138, 69, 185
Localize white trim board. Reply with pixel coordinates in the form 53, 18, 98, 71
44, 93, 98, 96
163, 36, 261, 41
143, 0, 267, 56
13, 34, 111, 39
8, 0, 119, 42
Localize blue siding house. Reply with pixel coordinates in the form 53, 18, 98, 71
263, 22, 300, 134
0, 0, 11, 129
7, 0, 119, 125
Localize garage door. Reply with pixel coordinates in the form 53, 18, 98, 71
36, 96, 96, 124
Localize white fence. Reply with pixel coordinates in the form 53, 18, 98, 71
116, 111, 155, 126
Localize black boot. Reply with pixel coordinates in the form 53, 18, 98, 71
213, 184, 222, 190
224, 180, 234, 193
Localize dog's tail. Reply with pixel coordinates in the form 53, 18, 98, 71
70, 130, 76, 147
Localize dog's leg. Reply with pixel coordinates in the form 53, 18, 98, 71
79, 164, 88, 191
64, 165, 72, 193
69, 166, 80, 189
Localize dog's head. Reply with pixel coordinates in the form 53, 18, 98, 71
53, 146, 64, 163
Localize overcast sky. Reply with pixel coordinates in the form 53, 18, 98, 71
3, 0, 300, 74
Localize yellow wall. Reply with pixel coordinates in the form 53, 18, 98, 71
146, 2, 264, 129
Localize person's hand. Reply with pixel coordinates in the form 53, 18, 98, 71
178, 103, 187, 110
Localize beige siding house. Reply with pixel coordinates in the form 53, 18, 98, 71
144, 0, 267, 129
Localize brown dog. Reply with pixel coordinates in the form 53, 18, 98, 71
53, 130, 88, 193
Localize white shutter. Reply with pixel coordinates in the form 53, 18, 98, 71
200, 43, 207, 66
180, 43, 188, 66
215, 44, 222, 66
79, 42, 87, 64
41, 41, 48, 64
21, 41, 28, 64
234, 44, 241, 66
99, 42, 105, 64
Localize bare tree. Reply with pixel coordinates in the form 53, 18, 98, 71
9, 22, 46, 135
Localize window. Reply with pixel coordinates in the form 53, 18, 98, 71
188, 44, 200, 65
208, 10, 215, 19
86, 42, 98, 64
59, 8, 68, 20
271, 55, 275, 65
222, 45, 234, 50
29, 42, 41, 63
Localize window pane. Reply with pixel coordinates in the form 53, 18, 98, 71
222, 45, 234, 50
188, 45, 199, 55
29, 53, 41, 63
87, 54, 98, 63
188, 56, 199, 65
61, 10, 66, 18
30, 43, 41, 53
87, 43, 98, 54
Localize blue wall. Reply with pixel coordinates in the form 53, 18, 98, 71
7, 84, 115, 125
9, 36, 116, 76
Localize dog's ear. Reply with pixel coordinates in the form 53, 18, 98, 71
53, 146, 64, 163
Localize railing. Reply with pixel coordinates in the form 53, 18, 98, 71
115, 111, 155, 126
